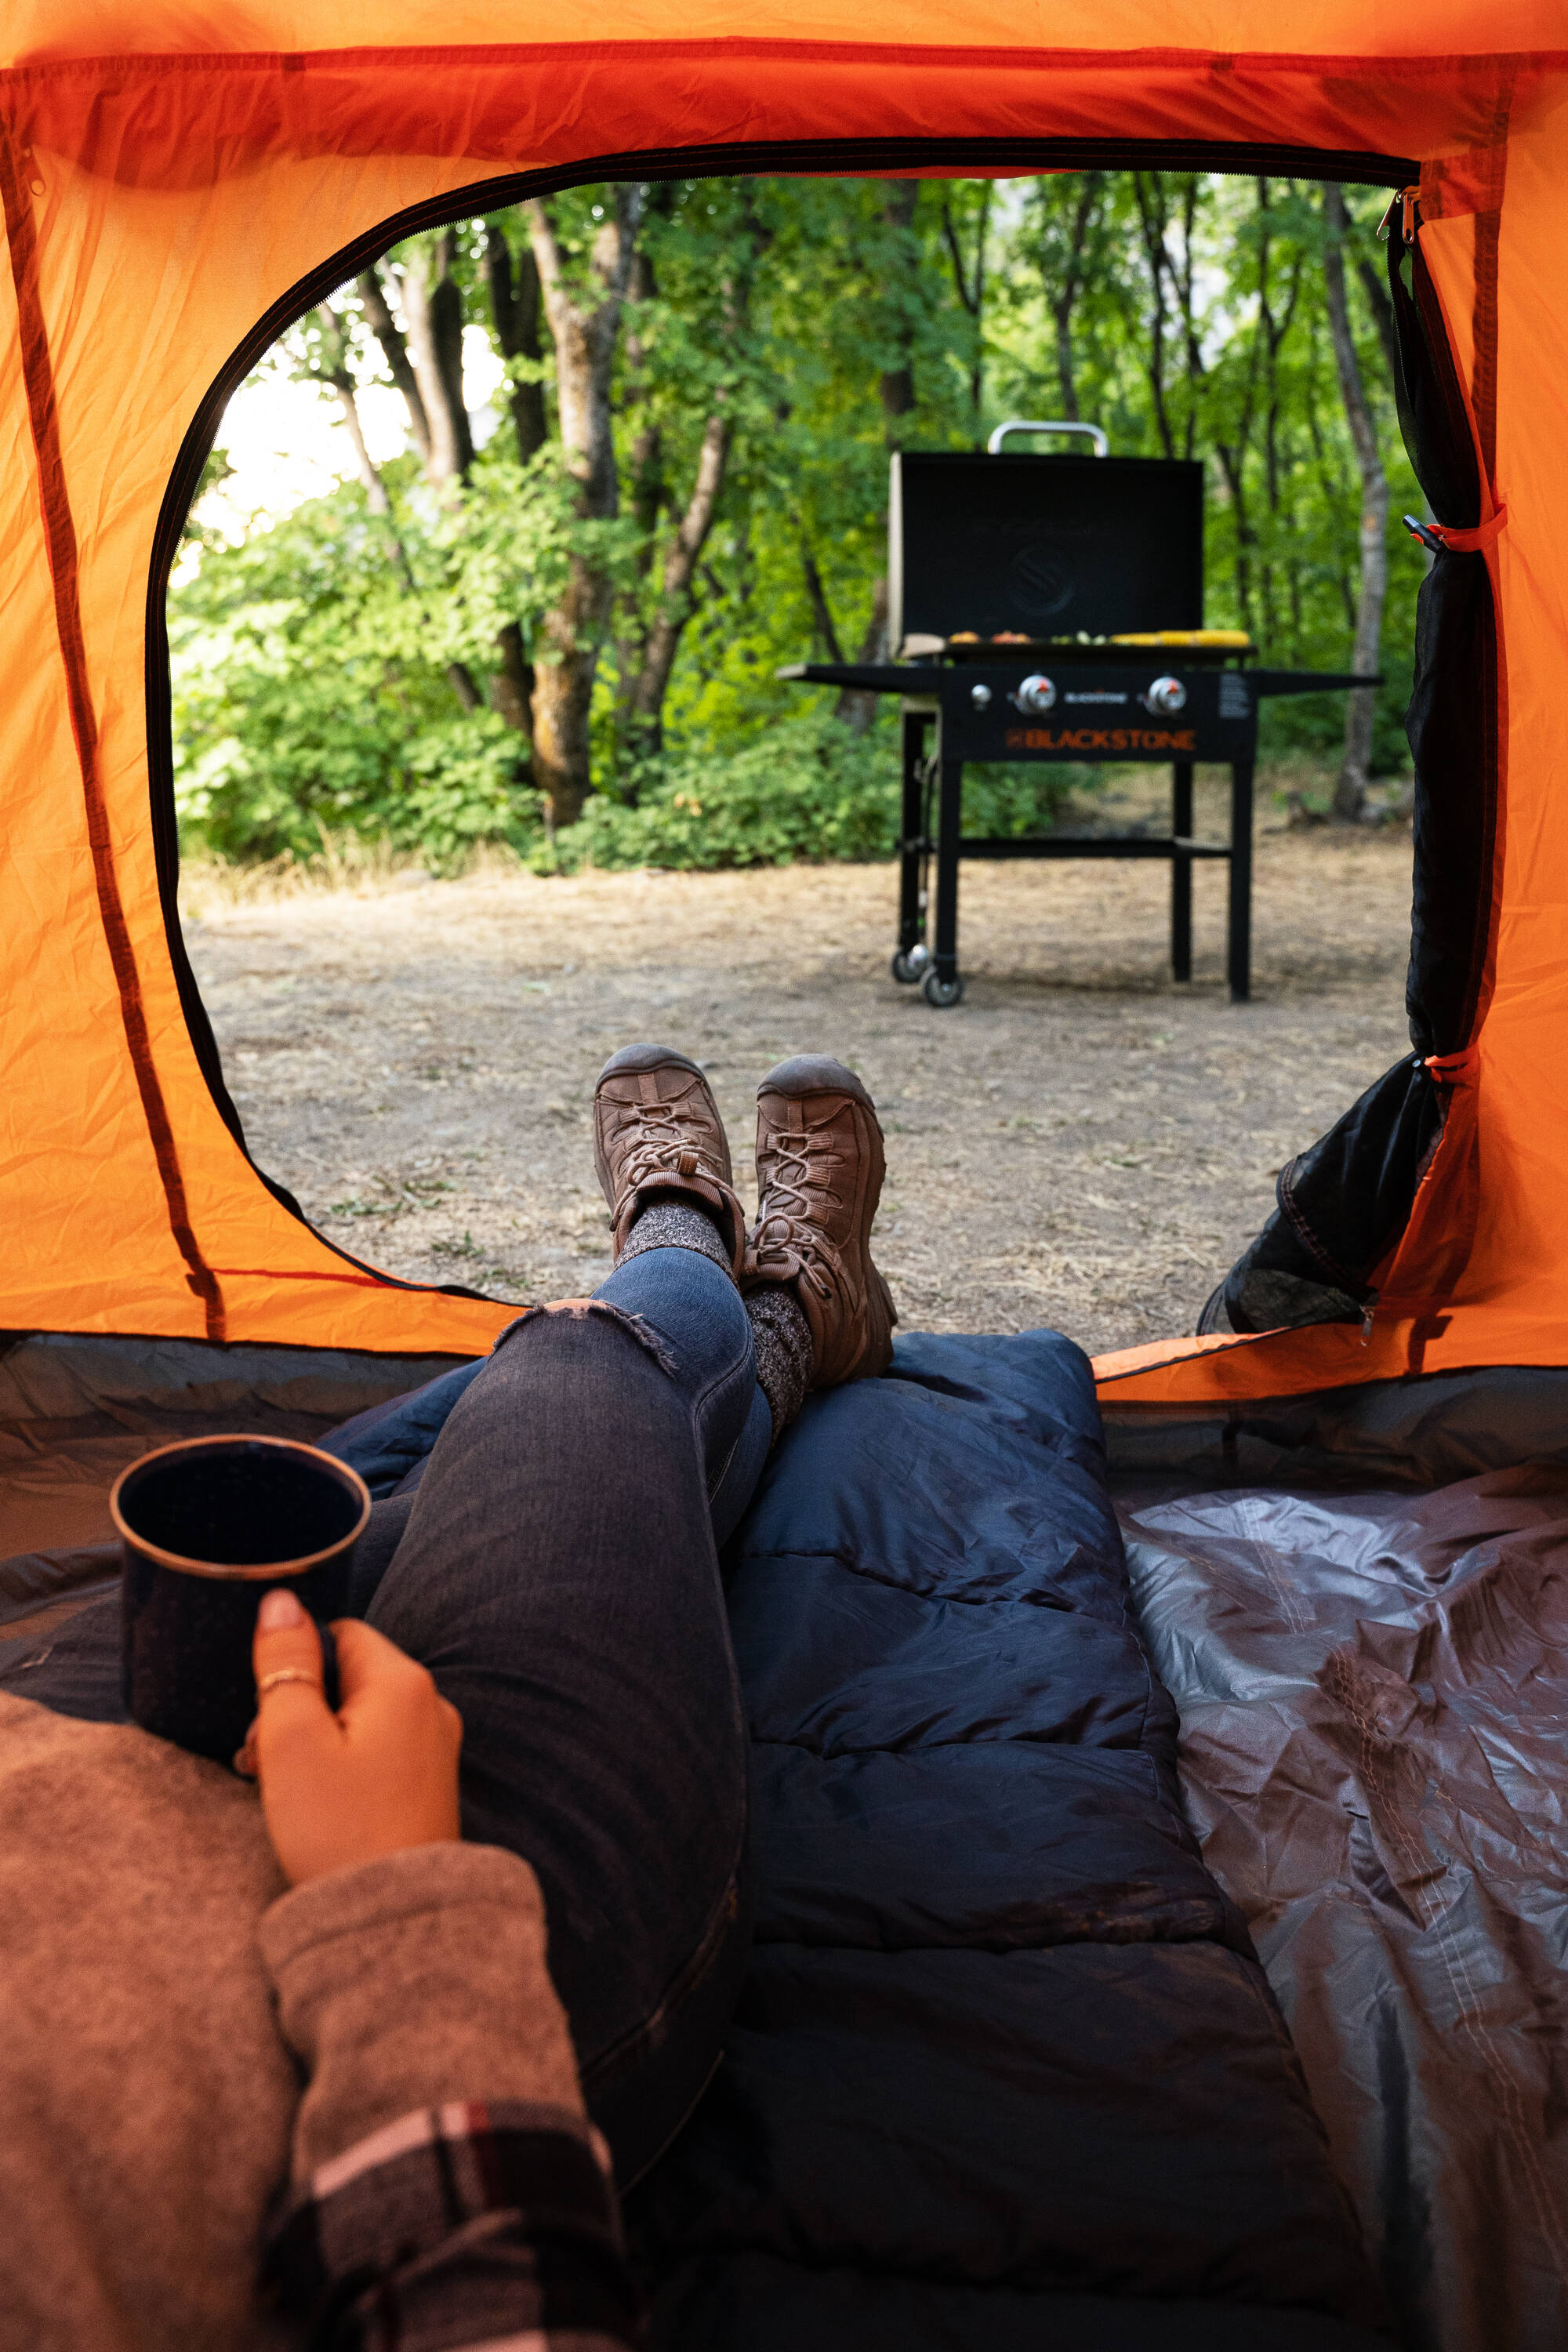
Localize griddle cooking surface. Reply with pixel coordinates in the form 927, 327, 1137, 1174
935, 637, 1251, 666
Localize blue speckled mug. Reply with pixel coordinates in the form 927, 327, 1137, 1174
112, 1435, 369, 1766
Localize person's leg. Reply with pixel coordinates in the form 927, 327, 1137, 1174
595, 1233, 773, 1552
364, 1242, 760, 2186
2, 1043, 895, 2187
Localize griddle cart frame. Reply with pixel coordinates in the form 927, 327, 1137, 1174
779, 654, 1376, 1007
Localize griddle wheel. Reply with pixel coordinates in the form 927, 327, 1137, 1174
922, 971, 965, 1009
891, 945, 930, 985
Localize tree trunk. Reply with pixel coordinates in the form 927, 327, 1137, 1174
800, 543, 846, 662
350, 267, 493, 724
481, 224, 546, 733
1323, 185, 1389, 824
1048, 175, 1102, 423
399, 230, 474, 486
1304, 322, 1358, 629
1251, 185, 1306, 652
358, 268, 431, 464
835, 576, 889, 734
615, 191, 769, 762
1172, 177, 1203, 459
624, 409, 732, 756
1210, 186, 1269, 641
1131, 175, 1177, 460
878, 180, 919, 434
492, 621, 533, 731
1214, 445, 1257, 639
941, 187, 991, 432
309, 302, 484, 715
1354, 252, 1401, 388
613, 245, 664, 777
314, 327, 390, 514
485, 222, 548, 466
524, 183, 645, 829
622, 246, 666, 573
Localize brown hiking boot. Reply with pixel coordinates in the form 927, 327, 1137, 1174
744, 1056, 897, 1388
593, 1044, 746, 1274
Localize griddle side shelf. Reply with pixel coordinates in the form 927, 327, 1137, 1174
777, 659, 1379, 1006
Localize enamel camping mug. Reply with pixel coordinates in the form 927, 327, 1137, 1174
111, 1435, 370, 1766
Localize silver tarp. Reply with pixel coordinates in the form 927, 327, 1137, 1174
1111, 1369, 1568, 2352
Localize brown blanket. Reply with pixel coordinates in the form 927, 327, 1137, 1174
0, 1693, 578, 2352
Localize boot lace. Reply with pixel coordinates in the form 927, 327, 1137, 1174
752, 1133, 845, 1300
615, 1099, 724, 1195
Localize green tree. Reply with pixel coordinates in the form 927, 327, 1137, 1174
172, 170, 1423, 873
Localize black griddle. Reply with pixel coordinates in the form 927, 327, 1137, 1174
781, 447, 1377, 1005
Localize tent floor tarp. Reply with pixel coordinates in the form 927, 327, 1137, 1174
13, 1332, 1567, 2340
1109, 1371, 1568, 2352
0, 1332, 464, 1652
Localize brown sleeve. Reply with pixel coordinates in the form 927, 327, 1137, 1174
259, 1842, 586, 2181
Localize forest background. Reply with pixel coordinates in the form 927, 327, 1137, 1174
172, 170, 1423, 878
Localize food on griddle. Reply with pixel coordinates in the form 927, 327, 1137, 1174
949, 630, 979, 642
1110, 629, 1251, 647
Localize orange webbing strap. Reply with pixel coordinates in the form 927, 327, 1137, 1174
1428, 506, 1508, 554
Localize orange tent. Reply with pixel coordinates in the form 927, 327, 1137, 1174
1, 6, 1560, 1396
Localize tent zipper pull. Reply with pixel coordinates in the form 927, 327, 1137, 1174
1377, 186, 1421, 243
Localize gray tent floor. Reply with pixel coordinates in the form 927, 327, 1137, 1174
5, 1333, 1567, 2347
1107, 1367, 1568, 2352
0, 1330, 459, 1645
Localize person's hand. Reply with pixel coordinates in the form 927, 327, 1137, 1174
238, 1588, 463, 1887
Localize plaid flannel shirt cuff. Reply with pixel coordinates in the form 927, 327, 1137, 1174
267, 2097, 638, 2352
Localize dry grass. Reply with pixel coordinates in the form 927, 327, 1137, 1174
181, 797, 1414, 1358
178, 833, 532, 917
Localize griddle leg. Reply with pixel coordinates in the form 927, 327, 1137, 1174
896, 712, 928, 962
1171, 760, 1193, 985
925, 758, 965, 1007
1228, 760, 1254, 1004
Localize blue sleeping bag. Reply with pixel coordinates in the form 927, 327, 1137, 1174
328, 1329, 1388, 2349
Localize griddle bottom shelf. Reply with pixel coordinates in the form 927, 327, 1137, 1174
895, 737, 1250, 1010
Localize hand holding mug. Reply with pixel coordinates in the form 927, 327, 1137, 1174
239, 1589, 463, 1886
114, 1435, 368, 1765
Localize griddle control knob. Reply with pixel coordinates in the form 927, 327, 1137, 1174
1142, 673, 1187, 715
970, 682, 993, 710
1012, 673, 1057, 715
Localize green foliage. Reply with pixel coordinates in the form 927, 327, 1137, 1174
172, 171, 1421, 874
172, 470, 556, 870
548, 707, 899, 872
542, 713, 1086, 875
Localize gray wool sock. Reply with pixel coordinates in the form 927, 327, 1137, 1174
746, 1283, 814, 1442
620, 1195, 733, 1275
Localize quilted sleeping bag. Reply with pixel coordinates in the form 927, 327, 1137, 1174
619, 1330, 1387, 2348
329, 1326, 1388, 2348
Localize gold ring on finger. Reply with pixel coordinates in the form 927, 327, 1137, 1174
256, 1668, 323, 1697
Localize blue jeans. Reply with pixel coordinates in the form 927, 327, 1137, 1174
361, 1247, 771, 2183
5, 1247, 772, 2187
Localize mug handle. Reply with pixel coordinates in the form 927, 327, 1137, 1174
316, 1619, 341, 1713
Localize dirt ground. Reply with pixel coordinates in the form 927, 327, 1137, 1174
181, 794, 1414, 1359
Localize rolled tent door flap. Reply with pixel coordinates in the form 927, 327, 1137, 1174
1102, 105, 1568, 1405
1194, 194, 1501, 1356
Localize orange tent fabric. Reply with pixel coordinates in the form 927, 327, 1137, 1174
1, 8, 1562, 1383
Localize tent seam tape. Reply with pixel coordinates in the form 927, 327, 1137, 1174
0, 118, 225, 1344
1469, 69, 1513, 489
0, 42, 1556, 81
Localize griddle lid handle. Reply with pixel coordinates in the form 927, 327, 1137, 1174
985, 419, 1109, 457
